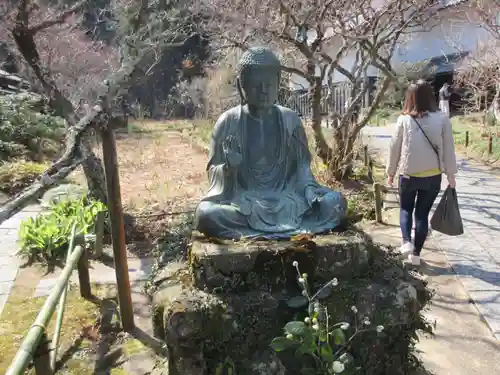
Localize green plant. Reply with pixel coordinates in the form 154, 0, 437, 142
0, 160, 49, 194
215, 356, 235, 375
0, 94, 65, 161
18, 196, 106, 263
270, 261, 386, 375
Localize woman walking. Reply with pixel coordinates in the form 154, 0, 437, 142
386, 80, 458, 266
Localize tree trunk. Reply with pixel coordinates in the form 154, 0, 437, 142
12, 24, 108, 204
309, 75, 332, 163
82, 150, 108, 204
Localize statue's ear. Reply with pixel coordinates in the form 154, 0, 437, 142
236, 77, 246, 105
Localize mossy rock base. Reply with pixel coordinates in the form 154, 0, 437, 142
150, 228, 432, 375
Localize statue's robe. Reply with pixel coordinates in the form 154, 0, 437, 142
194, 105, 347, 239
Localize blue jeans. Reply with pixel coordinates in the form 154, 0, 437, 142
399, 174, 442, 255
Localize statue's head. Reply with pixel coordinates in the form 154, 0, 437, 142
237, 47, 281, 109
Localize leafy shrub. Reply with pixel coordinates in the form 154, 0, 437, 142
0, 160, 48, 194
0, 94, 66, 161
18, 196, 106, 263
270, 262, 389, 375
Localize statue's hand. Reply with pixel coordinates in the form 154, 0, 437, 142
222, 135, 243, 168
305, 187, 324, 206
306, 188, 318, 206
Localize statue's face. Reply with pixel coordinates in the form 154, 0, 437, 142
241, 66, 279, 109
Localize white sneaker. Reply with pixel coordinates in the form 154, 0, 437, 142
399, 242, 414, 256
408, 254, 421, 266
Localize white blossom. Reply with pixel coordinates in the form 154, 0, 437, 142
351, 306, 358, 314
332, 361, 345, 373
304, 317, 311, 323
363, 318, 371, 326
298, 277, 305, 284
376, 325, 384, 332
332, 278, 339, 286
292, 261, 298, 267
286, 334, 293, 339
312, 324, 319, 330
340, 322, 350, 330
302, 290, 308, 297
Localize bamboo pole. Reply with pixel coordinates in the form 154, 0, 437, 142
6, 246, 85, 375
50, 224, 77, 369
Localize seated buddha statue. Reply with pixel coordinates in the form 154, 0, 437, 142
194, 47, 347, 239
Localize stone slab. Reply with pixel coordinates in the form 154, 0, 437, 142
189, 231, 371, 290
0, 210, 40, 230
34, 278, 59, 298
0, 281, 13, 295
0, 266, 18, 283
461, 289, 500, 337
0, 255, 15, 266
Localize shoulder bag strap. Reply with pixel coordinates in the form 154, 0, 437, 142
412, 116, 441, 169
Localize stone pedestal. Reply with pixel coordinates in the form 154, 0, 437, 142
148, 228, 432, 375
189, 230, 372, 292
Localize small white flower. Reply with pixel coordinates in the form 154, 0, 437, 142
286, 333, 293, 339
332, 360, 345, 373
312, 317, 318, 324
351, 306, 358, 314
292, 261, 299, 267
340, 322, 350, 330
363, 318, 371, 326
314, 301, 320, 312
332, 278, 339, 286
302, 290, 308, 297
312, 324, 319, 330
302, 273, 308, 279
298, 277, 305, 284
376, 325, 384, 332
304, 317, 311, 323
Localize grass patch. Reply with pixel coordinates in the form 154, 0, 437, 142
370, 107, 401, 127
451, 112, 500, 164
0, 160, 49, 195
0, 285, 99, 374
0, 282, 146, 375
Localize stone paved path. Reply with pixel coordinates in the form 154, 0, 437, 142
363, 124, 500, 340
0, 205, 42, 314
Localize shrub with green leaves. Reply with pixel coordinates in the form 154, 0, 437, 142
0, 160, 49, 195
18, 196, 106, 263
0, 94, 66, 161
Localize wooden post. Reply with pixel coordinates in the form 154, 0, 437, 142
152, 305, 166, 340
367, 158, 374, 183
94, 211, 105, 258
363, 145, 368, 166
373, 183, 383, 224
33, 333, 52, 375
465, 131, 469, 147
77, 247, 92, 299
101, 121, 135, 332
488, 134, 493, 154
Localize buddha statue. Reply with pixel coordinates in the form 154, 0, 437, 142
194, 47, 347, 239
